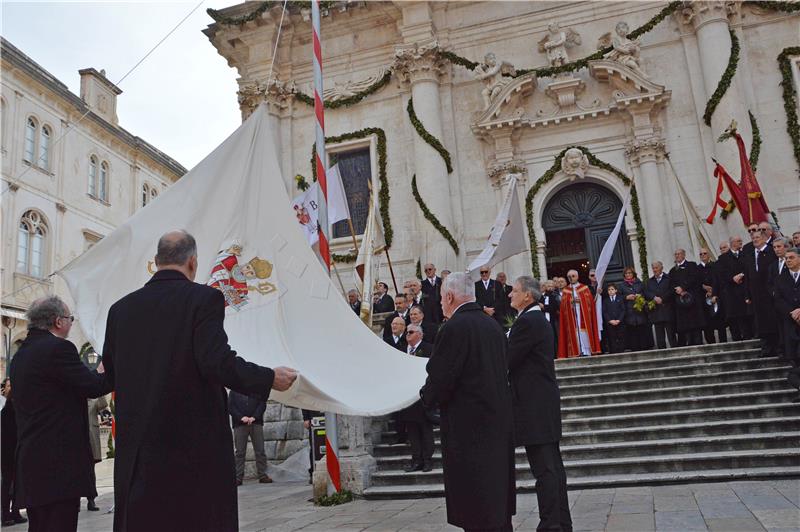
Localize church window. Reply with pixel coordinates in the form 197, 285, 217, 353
99, 161, 108, 202
38, 125, 51, 170
88, 156, 97, 196
23, 117, 36, 163
329, 147, 371, 239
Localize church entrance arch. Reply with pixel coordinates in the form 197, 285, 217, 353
542, 182, 634, 285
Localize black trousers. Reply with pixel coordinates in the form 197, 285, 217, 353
524, 443, 572, 532
407, 419, 434, 464
652, 322, 676, 349
28, 498, 79, 532
703, 324, 728, 344
1, 473, 20, 520
604, 324, 625, 353
676, 329, 702, 347
625, 324, 652, 351
728, 315, 754, 341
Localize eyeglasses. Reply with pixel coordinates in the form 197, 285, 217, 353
61, 315, 75, 323
480, 271, 489, 275
699, 252, 709, 255
424, 268, 434, 271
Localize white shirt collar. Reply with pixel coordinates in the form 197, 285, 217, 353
393, 335, 401, 343
756, 244, 767, 252
408, 340, 421, 352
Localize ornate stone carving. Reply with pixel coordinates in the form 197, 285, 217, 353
545, 76, 586, 109
676, 1, 737, 29
237, 76, 296, 116
561, 148, 589, 180
487, 159, 528, 188
625, 136, 666, 166
603, 22, 646, 77
538, 22, 581, 68
56, 202, 67, 213
7, 182, 19, 192
315, 67, 390, 103
474, 52, 517, 110
394, 40, 448, 85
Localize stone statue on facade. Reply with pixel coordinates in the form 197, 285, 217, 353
473, 52, 517, 109
321, 67, 390, 103
538, 22, 581, 67
561, 147, 589, 180
603, 22, 646, 77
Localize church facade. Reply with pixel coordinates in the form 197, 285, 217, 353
204, 1, 799, 288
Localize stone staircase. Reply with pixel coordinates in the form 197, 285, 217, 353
363, 340, 800, 499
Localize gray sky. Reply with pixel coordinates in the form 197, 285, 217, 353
2, 0, 248, 170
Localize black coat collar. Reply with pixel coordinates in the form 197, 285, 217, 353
147, 269, 190, 285
454, 301, 482, 316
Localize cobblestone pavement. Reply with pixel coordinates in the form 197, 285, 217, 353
17, 463, 798, 532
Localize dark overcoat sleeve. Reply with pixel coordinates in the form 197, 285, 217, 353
51, 339, 112, 399
228, 391, 245, 421
420, 322, 468, 409
252, 399, 267, 420
193, 288, 275, 396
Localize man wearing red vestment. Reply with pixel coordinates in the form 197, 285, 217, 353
557, 270, 601, 358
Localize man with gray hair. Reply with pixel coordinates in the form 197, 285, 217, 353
10, 295, 111, 531
421, 272, 515, 531
399, 323, 434, 472
507, 276, 571, 532
101, 230, 298, 532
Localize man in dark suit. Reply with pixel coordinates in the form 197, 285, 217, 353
228, 390, 270, 486
422, 272, 515, 532
698, 249, 727, 344
347, 289, 361, 316
475, 267, 503, 325
9, 296, 112, 532
382, 294, 410, 342
715, 236, 753, 341
542, 280, 560, 351
101, 230, 297, 532
384, 316, 408, 352
743, 227, 779, 356
669, 249, 706, 346
774, 247, 800, 369
602, 283, 626, 354
421, 263, 443, 323
1, 379, 25, 527
507, 276, 572, 532
373, 282, 395, 314
399, 324, 435, 472
645, 261, 675, 349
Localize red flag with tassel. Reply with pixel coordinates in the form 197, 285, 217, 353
732, 132, 770, 225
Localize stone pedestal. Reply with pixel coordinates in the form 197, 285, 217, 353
312, 414, 376, 500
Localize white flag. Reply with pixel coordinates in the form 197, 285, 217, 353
467, 174, 527, 273
59, 104, 426, 416
326, 164, 350, 225
291, 182, 320, 247
594, 188, 632, 332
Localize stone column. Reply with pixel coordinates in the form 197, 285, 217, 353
677, 1, 750, 174
395, 41, 456, 268
626, 136, 673, 268
312, 415, 376, 499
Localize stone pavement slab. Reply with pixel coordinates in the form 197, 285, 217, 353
58, 475, 800, 531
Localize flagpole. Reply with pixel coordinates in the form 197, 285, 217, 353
384, 249, 399, 294
311, 0, 341, 496
346, 218, 360, 258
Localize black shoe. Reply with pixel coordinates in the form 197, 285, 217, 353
404, 462, 423, 473
13, 515, 27, 524
2, 519, 15, 527
87, 500, 99, 511
422, 461, 433, 472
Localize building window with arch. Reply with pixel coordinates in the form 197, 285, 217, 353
88, 155, 97, 196
142, 182, 158, 207
16, 210, 48, 278
328, 146, 372, 239
23, 116, 37, 163
39, 124, 51, 170
99, 161, 108, 201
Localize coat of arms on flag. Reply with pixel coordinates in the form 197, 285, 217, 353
207, 240, 276, 310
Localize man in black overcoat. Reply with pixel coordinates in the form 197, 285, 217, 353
645, 261, 676, 349
9, 296, 112, 532
373, 282, 395, 314
698, 249, 727, 344
101, 231, 298, 532
421, 272, 515, 531
774, 247, 800, 368
507, 276, 572, 532
382, 294, 410, 342
742, 228, 779, 356
715, 236, 753, 340
385, 316, 408, 352
669, 249, 706, 346
399, 324, 435, 472
421, 263, 443, 323
475, 267, 504, 327
1, 379, 25, 526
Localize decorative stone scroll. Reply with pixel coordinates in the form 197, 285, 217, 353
394, 40, 448, 85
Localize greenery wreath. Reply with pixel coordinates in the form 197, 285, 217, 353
309, 127, 392, 263
411, 174, 460, 255
703, 29, 740, 127
778, 46, 800, 175
407, 98, 453, 173
525, 146, 647, 278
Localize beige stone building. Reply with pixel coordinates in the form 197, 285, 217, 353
204, 0, 799, 290
1, 38, 186, 376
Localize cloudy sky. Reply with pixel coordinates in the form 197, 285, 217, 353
3, 0, 249, 170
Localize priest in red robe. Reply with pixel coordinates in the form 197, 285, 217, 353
557, 270, 601, 358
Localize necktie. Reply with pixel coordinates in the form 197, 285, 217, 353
410, 346, 416, 355
755, 250, 760, 272
779, 260, 784, 274
794, 272, 799, 284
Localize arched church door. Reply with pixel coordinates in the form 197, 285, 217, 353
542, 183, 634, 285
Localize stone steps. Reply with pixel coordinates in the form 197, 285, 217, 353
363, 341, 800, 499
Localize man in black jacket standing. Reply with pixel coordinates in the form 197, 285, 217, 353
399, 324, 435, 472
1, 378, 25, 527
715, 236, 753, 341
9, 296, 111, 532
421, 263, 443, 323
229, 390, 270, 485
743, 227, 779, 356
422, 272, 515, 531
507, 276, 572, 532
373, 282, 395, 314
669, 249, 706, 346
101, 230, 297, 532
645, 261, 675, 349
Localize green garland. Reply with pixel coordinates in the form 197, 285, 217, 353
208, 1, 336, 25
415, 259, 422, 280
331, 252, 357, 263
748, 110, 761, 172
294, 69, 392, 110
743, 1, 800, 13
703, 29, 740, 127
295, 174, 310, 192
310, 127, 393, 258
411, 174, 459, 254
407, 98, 453, 173
525, 146, 647, 278
438, 50, 478, 71
778, 46, 800, 175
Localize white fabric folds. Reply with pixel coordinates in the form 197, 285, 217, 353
60, 104, 427, 416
